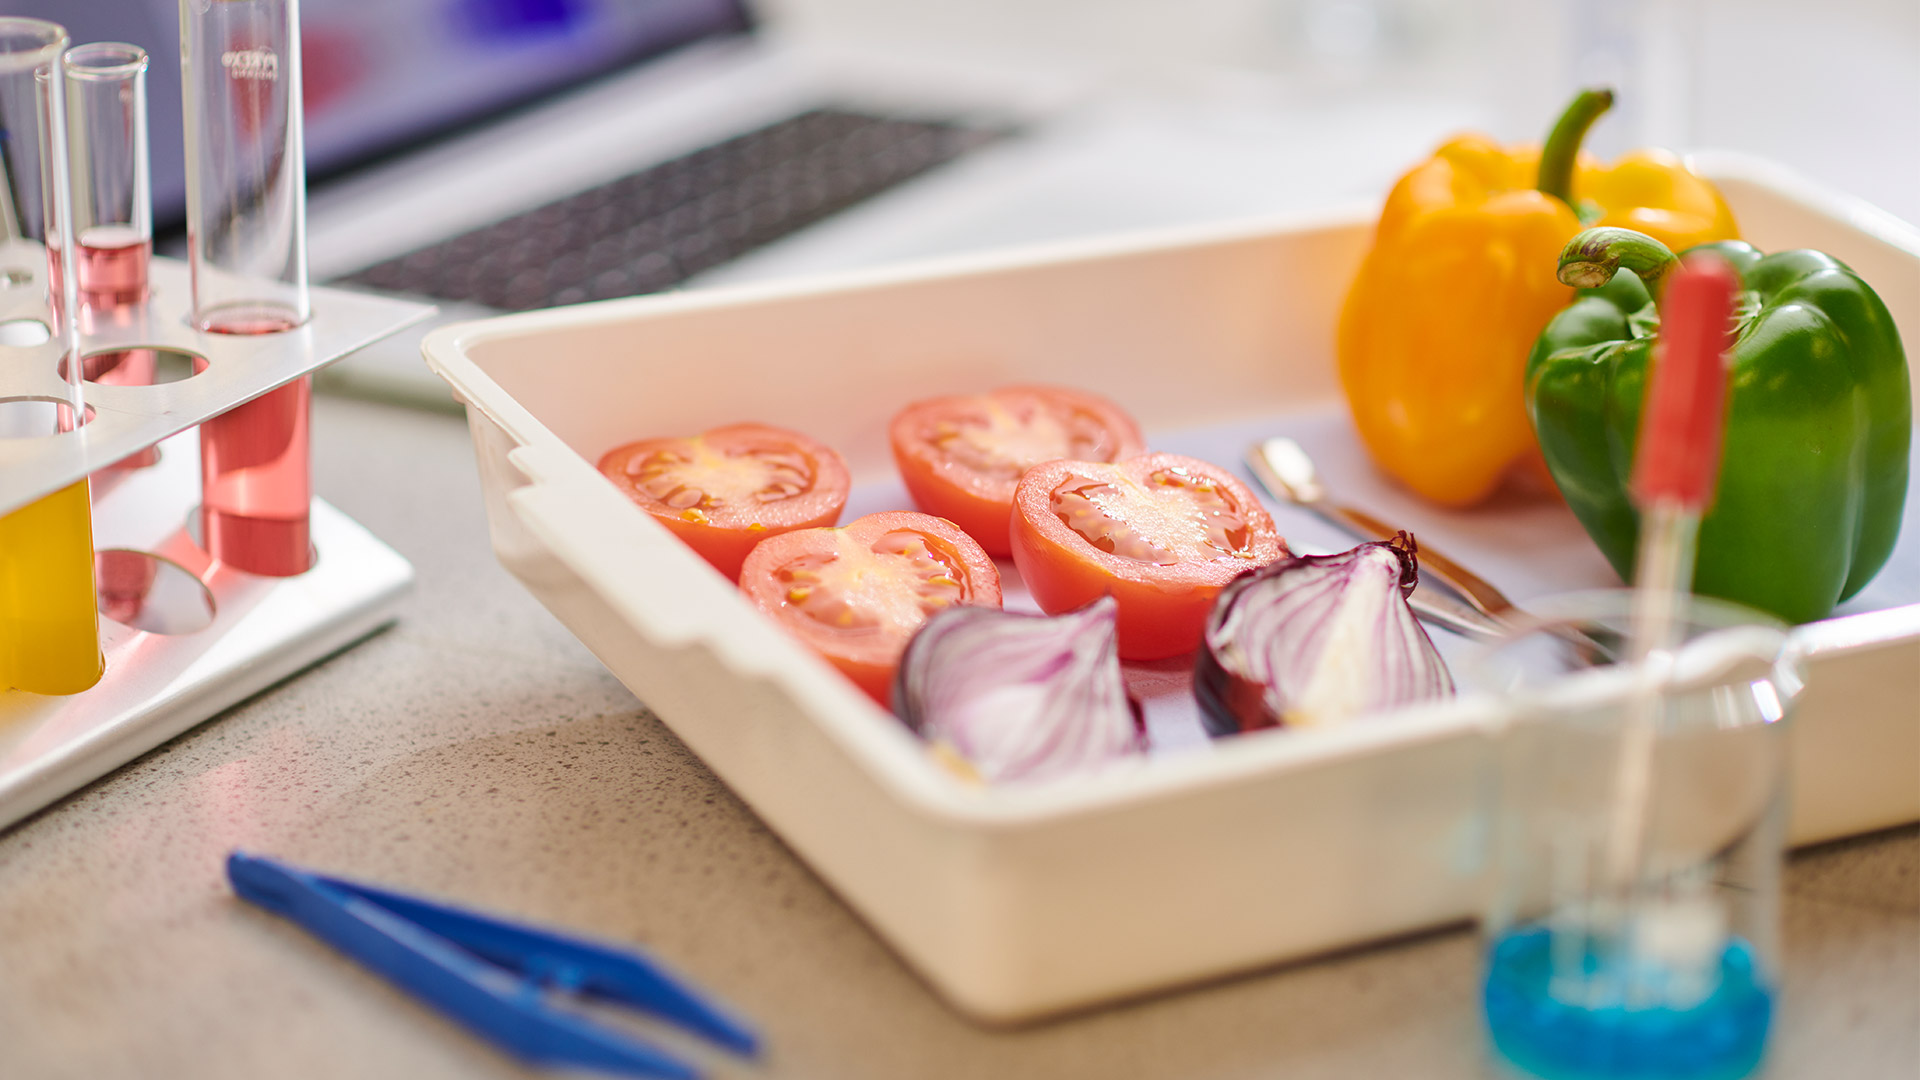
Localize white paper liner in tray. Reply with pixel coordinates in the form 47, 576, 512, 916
842, 403, 1920, 758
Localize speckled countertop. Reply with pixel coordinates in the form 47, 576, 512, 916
0, 395, 1914, 1079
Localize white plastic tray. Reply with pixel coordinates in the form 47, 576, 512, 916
424, 152, 1920, 1021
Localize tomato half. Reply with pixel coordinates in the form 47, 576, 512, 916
889, 386, 1145, 557
1010, 454, 1286, 660
599, 423, 851, 580
740, 511, 1002, 704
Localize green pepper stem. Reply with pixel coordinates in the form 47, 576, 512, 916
1558, 227, 1680, 298
1536, 88, 1614, 208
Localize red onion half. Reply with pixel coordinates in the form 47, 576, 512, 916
893, 597, 1145, 784
1195, 532, 1454, 736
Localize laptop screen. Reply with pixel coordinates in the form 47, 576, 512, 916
19, 0, 754, 229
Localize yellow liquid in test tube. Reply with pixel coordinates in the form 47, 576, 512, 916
0, 480, 104, 695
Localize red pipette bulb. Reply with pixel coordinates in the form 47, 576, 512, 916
1631, 253, 1738, 511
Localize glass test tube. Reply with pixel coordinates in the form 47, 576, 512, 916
0, 17, 104, 695
65, 43, 152, 313
66, 42, 161, 472
180, 0, 307, 333
183, 0, 313, 576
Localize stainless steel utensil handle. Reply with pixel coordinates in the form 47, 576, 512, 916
1317, 503, 1517, 620
1242, 440, 1520, 622
1407, 591, 1508, 641
1310, 502, 1613, 658
1243, 445, 1510, 640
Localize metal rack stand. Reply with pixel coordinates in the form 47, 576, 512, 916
0, 256, 434, 829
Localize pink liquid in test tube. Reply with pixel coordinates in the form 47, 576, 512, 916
76, 225, 152, 310
182, 0, 313, 576
199, 377, 312, 577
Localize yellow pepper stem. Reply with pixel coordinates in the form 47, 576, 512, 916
1537, 87, 1615, 211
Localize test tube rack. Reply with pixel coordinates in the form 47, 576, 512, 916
0, 254, 434, 830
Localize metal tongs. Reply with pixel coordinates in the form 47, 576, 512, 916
228, 852, 759, 1078
1245, 437, 1623, 662
1246, 437, 1517, 641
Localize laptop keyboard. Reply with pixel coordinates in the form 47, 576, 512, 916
336, 108, 1008, 311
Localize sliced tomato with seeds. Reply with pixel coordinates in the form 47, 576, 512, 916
740, 511, 1001, 704
599, 423, 850, 580
889, 386, 1145, 556
1010, 453, 1287, 660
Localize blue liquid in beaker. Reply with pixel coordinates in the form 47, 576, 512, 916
1483, 924, 1773, 1080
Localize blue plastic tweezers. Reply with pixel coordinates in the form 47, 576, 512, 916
227, 851, 759, 1078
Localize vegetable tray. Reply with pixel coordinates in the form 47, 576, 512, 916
422, 151, 1920, 1022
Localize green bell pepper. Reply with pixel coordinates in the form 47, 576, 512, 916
1526, 226, 1911, 623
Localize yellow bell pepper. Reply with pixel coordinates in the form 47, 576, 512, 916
1336, 89, 1738, 507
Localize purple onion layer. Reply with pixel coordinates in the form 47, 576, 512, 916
1195, 532, 1454, 736
894, 596, 1145, 784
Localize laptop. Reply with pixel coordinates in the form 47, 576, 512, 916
23, 0, 1477, 406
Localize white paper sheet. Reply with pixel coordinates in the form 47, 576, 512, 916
842, 403, 1920, 756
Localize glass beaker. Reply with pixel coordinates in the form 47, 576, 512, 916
1475, 590, 1799, 1080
